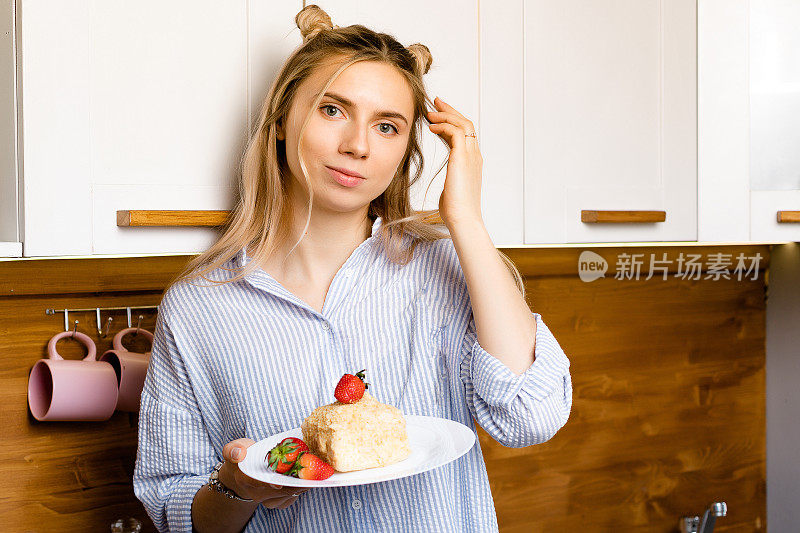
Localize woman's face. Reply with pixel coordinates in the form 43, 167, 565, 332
277, 60, 415, 216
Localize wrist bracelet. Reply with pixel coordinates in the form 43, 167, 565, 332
208, 461, 254, 502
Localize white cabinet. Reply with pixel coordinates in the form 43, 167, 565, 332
4, 0, 479, 257
749, 0, 800, 242
482, 0, 697, 245
698, 0, 800, 243
523, 0, 697, 244
87, 0, 251, 256
10, 0, 794, 254
7, 0, 301, 257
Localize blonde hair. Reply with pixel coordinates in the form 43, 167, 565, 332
167, 4, 525, 299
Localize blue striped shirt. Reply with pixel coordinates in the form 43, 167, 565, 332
133, 216, 572, 532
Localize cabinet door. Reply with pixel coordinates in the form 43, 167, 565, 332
697, 0, 750, 242
19, 0, 302, 256
91, 0, 303, 255
699, 0, 800, 243
749, 0, 800, 242
480, 0, 525, 246
18, 0, 93, 256
313, 0, 480, 228
523, 0, 697, 244
88, 0, 250, 255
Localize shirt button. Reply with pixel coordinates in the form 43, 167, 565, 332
322, 323, 330, 331
351, 498, 362, 510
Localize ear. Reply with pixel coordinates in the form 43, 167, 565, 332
275, 119, 285, 141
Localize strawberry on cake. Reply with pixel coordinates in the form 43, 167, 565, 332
301, 369, 411, 473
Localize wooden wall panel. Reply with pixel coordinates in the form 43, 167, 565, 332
482, 270, 767, 532
0, 245, 770, 532
0, 291, 161, 532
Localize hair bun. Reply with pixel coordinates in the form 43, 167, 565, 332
295, 4, 335, 43
406, 43, 432, 76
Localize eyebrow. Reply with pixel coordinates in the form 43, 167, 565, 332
315, 91, 409, 126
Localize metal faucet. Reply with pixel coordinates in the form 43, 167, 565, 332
680, 502, 727, 533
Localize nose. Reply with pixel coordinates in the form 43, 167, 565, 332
339, 122, 369, 159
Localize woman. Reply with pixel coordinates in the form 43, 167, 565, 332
133, 5, 572, 532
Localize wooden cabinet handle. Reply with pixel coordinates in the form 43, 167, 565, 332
117, 210, 230, 227
777, 211, 800, 223
581, 210, 666, 223
116, 210, 445, 227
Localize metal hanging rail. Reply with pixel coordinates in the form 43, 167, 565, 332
45, 305, 159, 337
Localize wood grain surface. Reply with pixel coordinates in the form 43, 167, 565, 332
776, 211, 800, 223
114, 210, 445, 227
116, 210, 231, 227
0, 244, 769, 532
581, 210, 667, 223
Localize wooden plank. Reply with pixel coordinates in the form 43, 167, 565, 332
115, 210, 445, 227
483, 273, 766, 532
0, 245, 770, 296
0, 244, 770, 531
777, 211, 800, 223
581, 210, 667, 223
1, 296, 157, 531
116, 210, 230, 227
504, 245, 769, 280
0, 255, 193, 296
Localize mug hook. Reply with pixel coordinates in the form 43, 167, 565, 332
97, 307, 114, 339
101, 316, 113, 339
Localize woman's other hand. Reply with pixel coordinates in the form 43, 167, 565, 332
220, 438, 310, 509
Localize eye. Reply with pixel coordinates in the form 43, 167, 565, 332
378, 123, 399, 135
321, 104, 342, 118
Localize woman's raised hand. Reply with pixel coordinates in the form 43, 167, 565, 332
220, 437, 310, 509
426, 96, 484, 229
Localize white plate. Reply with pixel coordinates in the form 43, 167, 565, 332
238, 415, 476, 488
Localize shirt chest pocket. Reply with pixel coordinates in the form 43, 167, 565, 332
399, 287, 457, 415
342, 280, 455, 413
410, 288, 454, 356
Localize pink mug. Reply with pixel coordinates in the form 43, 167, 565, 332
99, 327, 153, 412
28, 331, 119, 421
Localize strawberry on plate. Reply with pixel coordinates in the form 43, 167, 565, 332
334, 369, 370, 404
288, 451, 335, 480
266, 437, 309, 474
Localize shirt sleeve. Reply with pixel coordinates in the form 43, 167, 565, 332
458, 309, 573, 448
132, 297, 218, 533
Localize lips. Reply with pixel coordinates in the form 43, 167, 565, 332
327, 166, 365, 188
326, 166, 363, 179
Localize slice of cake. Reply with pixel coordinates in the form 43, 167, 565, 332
301, 390, 411, 472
